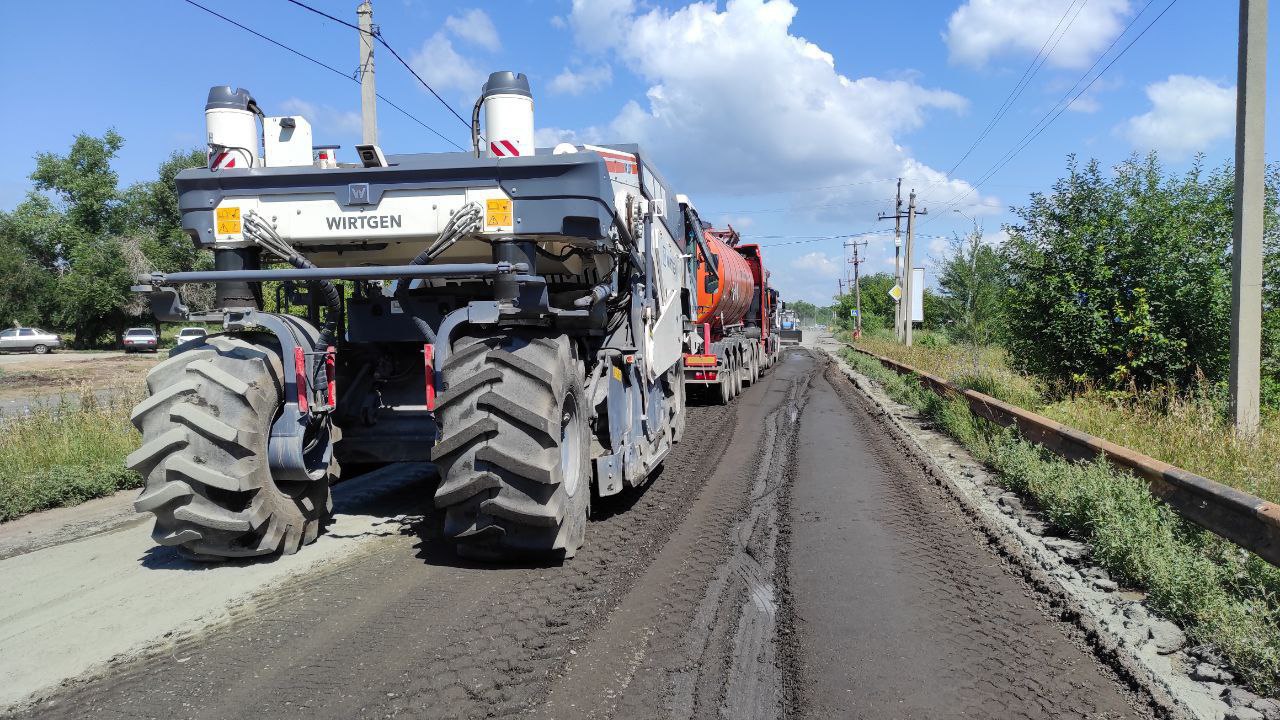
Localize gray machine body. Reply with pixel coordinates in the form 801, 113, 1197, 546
156, 144, 691, 493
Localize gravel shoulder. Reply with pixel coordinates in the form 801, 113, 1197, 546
0, 463, 434, 713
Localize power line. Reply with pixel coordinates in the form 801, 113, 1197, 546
748, 230, 951, 248
284, 0, 471, 129
182, 0, 464, 151
934, 0, 1176, 218
706, 196, 894, 215
945, 0, 1089, 176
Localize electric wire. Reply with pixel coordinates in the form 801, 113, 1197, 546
932, 0, 1175, 219
182, 0, 464, 151
945, 0, 1089, 176
283, 0, 472, 129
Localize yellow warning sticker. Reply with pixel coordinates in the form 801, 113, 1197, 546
612, 366, 623, 382
485, 198, 513, 230
215, 206, 242, 235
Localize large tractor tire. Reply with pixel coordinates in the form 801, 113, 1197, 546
432, 332, 591, 561
128, 334, 333, 561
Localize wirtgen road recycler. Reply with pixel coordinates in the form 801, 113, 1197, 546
127, 71, 698, 561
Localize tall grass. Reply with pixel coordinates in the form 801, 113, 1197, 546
853, 331, 1280, 505
841, 347, 1280, 695
0, 386, 144, 522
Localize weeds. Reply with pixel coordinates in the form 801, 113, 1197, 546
0, 385, 143, 522
841, 347, 1280, 695
853, 332, 1280, 505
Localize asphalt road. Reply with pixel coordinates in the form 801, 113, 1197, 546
8, 348, 1150, 720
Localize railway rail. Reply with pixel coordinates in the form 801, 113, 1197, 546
848, 344, 1280, 566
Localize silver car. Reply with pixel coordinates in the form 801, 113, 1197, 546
175, 327, 208, 345
0, 327, 62, 354
123, 327, 160, 353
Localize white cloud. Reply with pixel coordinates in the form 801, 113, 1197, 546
554, 0, 984, 211
278, 98, 362, 136
1122, 75, 1235, 159
549, 64, 614, 95
410, 33, 484, 94
945, 0, 1131, 70
569, 0, 636, 53
790, 251, 842, 279
444, 9, 500, 51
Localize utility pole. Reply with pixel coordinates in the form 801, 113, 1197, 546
1230, 0, 1266, 436
848, 240, 867, 338
902, 190, 926, 347
878, 179, 906, 341
357, 1, 379, 146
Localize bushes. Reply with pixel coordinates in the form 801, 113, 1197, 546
1000, 154, 1279, 390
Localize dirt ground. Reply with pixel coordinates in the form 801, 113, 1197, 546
2, 348, 1152, 720
0, 354, 156, 412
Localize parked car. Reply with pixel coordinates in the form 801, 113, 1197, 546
123, 327, 160, 353
174, 327, 208, 345
0, 327, 62, 354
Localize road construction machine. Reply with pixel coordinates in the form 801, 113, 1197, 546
779, 310, 802, 345
127, 71, 693, 561
678, 207, 781, 404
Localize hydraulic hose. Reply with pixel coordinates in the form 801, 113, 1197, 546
243, 212, 341, 350
399, 202, 483, 343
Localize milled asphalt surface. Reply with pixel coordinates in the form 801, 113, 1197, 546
4, 345, 1152, 719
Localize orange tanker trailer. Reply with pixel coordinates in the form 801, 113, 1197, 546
678, 200, 781, 404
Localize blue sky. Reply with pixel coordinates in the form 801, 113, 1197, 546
0, 0, 1269, 305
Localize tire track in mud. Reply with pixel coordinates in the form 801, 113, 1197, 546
540, 349, 816, 720
12, 376, 751, 720
775, 357, 1149, 720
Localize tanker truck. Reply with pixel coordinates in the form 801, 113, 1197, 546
126, 71, 693, 562
678, 200, 781, 404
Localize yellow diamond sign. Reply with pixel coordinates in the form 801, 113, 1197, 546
888, 283, 902, 301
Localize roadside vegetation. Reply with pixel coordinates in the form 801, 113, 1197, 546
822, 152, 1280, 505
840, 346, 1280, 695
0, 386, 143, 522
818, 151, 1280, 694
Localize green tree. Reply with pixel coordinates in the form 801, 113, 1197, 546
834, 272, 896, 332
936, 226, 1006, 345
0, 131, 204, 345
121, 148, 206, 272
1001, 153, 1257, 389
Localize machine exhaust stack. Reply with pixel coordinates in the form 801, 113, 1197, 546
479, 71, 533, 158
205, 86, 262, 170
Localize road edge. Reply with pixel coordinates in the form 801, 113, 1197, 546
815, 341, 1232, 720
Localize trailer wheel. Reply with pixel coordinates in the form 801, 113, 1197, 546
432, 332, 590, 561
128, 334, 334, 560
732, 354, 743, 398
717, 364, 733, 405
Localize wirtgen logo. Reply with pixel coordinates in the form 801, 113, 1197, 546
325, 215, 404, 230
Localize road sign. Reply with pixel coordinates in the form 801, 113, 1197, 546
888, 284, 902, 301
912, 268, 925, 323
850, 309, 859, 317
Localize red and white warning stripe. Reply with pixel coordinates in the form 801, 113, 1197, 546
209, 150, 239, 170
489, 139, 521, 157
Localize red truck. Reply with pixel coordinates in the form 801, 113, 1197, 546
679, 203, 781, 404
